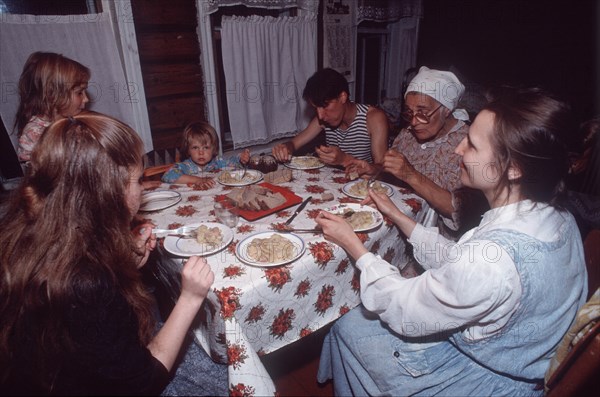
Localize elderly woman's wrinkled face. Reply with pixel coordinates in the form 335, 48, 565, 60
403, 92, 449, 143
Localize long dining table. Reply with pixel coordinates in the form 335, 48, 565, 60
139, 162, 429, 395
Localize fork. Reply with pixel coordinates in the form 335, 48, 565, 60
152, 226, 197, 238
240, 162, 248, 180
367, 164, 384, 188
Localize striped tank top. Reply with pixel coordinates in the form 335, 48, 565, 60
325, 103, 373, 163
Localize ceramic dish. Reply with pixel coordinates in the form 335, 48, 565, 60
163, 222, 233, 257
235, 231, 305, 267
139, 190, 182, 212
217, 169, 263, 186
323, 203, 383, 232
284, 156, 325, 170
341, 180, 394, 199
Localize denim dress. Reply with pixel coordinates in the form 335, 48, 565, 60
318, 210, 587, 396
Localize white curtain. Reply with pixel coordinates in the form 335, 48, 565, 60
201, 0, 319, 15
220, 15, 317, 148
0, 9, 153, 152
385, 16, 420, 98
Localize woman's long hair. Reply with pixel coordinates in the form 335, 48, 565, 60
0, 111, 155, 388
484, 87, 575, 208
14, 51, 90, 134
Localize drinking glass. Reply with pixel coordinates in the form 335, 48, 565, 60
214, 199, 239, 228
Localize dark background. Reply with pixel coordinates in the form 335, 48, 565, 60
417, 0, 598, 123
2, 0, 598, 181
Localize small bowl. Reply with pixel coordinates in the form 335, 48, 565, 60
249, 154, 278, 173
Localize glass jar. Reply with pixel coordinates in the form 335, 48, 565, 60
249, 154, 278, 173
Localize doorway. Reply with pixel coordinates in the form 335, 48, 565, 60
355, 22, 389, 105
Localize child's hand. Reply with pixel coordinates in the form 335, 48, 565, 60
192, 176, 215, 190
240, 148, 251, 164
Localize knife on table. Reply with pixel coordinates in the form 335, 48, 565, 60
285, 196, 312, 225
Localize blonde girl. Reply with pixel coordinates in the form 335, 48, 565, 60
15, 51, 91, 162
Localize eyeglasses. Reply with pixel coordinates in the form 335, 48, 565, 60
401, 103, 444, 124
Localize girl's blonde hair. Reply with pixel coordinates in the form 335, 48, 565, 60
14, 51, 91, 135
181, 121, 220, 159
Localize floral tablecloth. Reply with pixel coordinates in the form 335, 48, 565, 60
140, 165, 428, 396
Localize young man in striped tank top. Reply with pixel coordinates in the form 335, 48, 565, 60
272, 68, 389, 167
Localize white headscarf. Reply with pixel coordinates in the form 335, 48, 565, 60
405, 66, 470, 121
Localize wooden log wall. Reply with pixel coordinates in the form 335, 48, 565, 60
130, 0, 206, 151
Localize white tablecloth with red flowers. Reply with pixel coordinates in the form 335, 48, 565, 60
140, 165, 428, 396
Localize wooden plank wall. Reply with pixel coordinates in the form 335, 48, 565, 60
130, 0, 206, 151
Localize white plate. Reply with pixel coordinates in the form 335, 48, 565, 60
139, 190, 182, 212
341, 180, 394, 199
236, 231, 305, 267
284, 156, 325, 170
217, 169, 263, 186
324, 203, 383, 232
163, 222, 234, 257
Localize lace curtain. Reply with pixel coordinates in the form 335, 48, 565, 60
322, 0, 422, 98
200, 0, 319, 14
220, 15, 317, 148
0, 6, 153, 152
356, 0, 423, 98
356, 0, 423, 23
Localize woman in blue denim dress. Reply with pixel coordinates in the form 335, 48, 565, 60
314, 87, 588, 396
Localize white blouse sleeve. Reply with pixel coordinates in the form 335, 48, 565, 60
355, 226, 522, 339
409, 224, 455, 270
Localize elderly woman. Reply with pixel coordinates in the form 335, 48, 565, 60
315, 88, 587, 396
0, 112, 228, 395
349, 66, 485, 239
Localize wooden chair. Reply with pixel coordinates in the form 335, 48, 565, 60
544, 229, 600, 396
545, 321, 600, 396
583, 229, 600, 300
143, 164, 175, 181
143, 148, 181, 181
